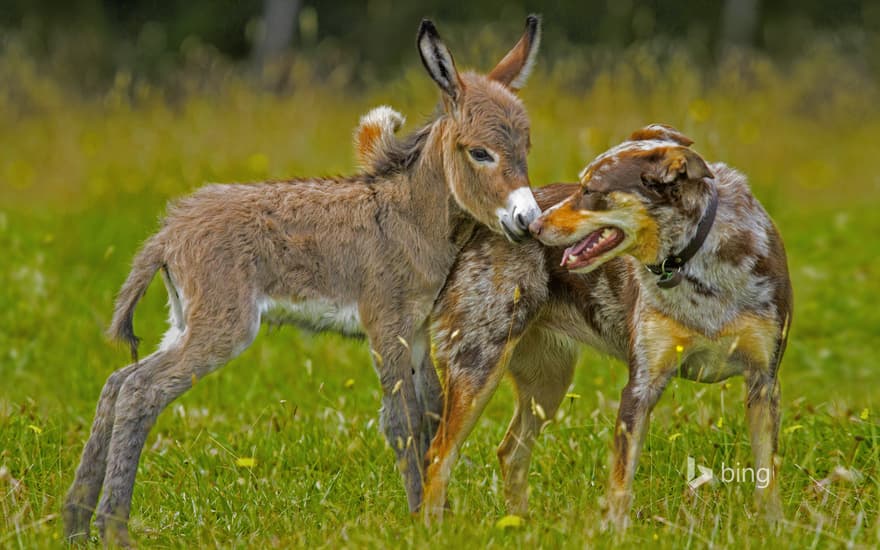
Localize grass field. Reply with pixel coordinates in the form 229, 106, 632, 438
1, 47, 879, 548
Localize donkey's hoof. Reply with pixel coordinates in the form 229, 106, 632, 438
98, 517, 133, 548
103, 528, 133, 548
62, 502, 92, 543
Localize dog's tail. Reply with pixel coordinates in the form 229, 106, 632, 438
107, 235, 165, 362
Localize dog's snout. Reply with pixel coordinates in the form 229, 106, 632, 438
529, 218, 543, 236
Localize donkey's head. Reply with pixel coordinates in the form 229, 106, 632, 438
418, 16, 542, 242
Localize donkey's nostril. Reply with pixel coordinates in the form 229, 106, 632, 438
515, 212, 528, 231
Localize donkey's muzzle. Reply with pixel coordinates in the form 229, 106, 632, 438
514, 211, 532, 233
498, 187, 541, 242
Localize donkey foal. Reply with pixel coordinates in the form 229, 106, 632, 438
64, 16, 543, 545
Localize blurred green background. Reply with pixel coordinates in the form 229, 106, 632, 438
1, 1, 878, 547
3, 0, 880, 89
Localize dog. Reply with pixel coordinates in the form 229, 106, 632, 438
525, 125, 792, 527
353, 114, 792, 526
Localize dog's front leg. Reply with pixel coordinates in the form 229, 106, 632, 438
607, 364, 672, 531
421, 336, 513, 523
421, 288, 538, 523
498, 327, 577, 516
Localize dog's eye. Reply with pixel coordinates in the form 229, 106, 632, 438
640, 173, 658, 187
468, 148, 494, 163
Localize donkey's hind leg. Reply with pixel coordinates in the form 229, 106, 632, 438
63, 362, 139, 541
65, 268, 188, 541
95, 306, 260, 546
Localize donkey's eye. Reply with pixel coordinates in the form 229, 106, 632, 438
468, 148, 494, 163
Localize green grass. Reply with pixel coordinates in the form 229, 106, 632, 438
1, 48, 879, 548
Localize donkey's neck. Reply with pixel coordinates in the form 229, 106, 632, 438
367, 119, 475, 292
407, 121, 457, 230
414, 118, 482, 244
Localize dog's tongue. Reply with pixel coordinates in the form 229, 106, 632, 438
563, 231, 600, 260
561, 227, 625, 268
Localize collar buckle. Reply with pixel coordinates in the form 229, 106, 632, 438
649, 258, 684, 288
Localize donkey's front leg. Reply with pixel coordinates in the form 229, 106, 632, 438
364, 317, 427, 513
412, 328, 443, 466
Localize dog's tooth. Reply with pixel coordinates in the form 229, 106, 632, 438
568, 254, 578, 263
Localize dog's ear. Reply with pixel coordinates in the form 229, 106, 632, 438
645, 146, 713, 184
488, 14, 541, 91
418, 19, 465, 110
630, 124, 694, 146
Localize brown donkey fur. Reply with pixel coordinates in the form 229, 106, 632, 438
63, 16, 543, 545
356, 118, 791, 527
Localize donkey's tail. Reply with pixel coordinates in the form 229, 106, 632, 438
107, 235, 165, 362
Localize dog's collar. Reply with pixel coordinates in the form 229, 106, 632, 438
646, 183, 718, 289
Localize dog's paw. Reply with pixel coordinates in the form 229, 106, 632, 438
756, 488, 784, 525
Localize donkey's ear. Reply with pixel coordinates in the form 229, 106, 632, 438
488, 14, 541, 91
630, 124, 694, 146
418, 19, 464, 107
648, 146, 714, 184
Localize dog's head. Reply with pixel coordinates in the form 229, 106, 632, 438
530, 124, 713, 273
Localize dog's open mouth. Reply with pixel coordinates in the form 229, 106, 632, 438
561, 226, 626, 270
